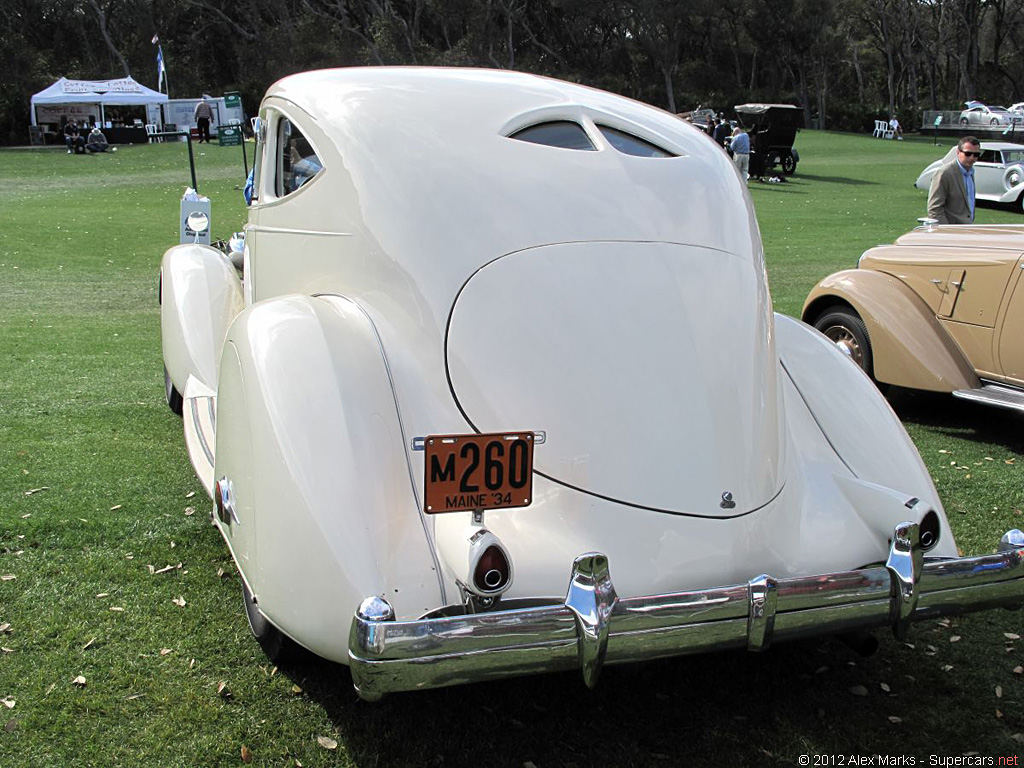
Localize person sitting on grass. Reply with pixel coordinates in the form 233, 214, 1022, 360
85, 125, 110, 153
63, 120, 85, 154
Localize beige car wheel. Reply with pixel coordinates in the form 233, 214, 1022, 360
813, 307, 874, 377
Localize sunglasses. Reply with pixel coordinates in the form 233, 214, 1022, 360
961, 150, 981, 158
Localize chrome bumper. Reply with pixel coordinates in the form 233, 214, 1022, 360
348, 524, 1024, 701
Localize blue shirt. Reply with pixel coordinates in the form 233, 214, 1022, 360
731, 132, 750, 154
957, 159, 975, 219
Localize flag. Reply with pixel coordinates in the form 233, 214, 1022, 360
151, 33, 159, 44
157, 45, 167, 93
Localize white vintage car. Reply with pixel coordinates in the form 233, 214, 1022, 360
915, 141, 1024, 210
160, 68, 1024, 700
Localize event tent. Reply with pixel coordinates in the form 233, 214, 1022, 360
30, 77, 168, 126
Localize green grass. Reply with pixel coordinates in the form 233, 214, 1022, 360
0, 133, 1022, 766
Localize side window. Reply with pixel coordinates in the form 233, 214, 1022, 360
597, 125, 676, 158
980, 150, 999, 163
276, 118, 323, 197
509, 121, 596, 151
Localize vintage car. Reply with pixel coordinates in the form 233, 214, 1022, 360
803, 223, 1024, 412
958, 101, 1024, 127
915, 141, 1024, 210
160, 68, 1024, 700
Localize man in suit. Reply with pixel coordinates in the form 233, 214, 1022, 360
927, 136, 980, 224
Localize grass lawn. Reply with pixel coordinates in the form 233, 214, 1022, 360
0, 131, 1022, 766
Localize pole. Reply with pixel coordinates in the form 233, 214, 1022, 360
186, 132, 197, 192
240, 130, 248, 177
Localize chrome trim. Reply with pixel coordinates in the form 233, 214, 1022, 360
746, 575, 778, 652
348, 526, 1024, 699
564, 553, 616, 688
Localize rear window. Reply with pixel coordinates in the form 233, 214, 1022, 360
597, 125, 676, 158
509, 121, 595, 151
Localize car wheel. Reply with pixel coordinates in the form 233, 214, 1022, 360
164, 365, 183, 416
959, 118, 969, 126
1004, 165, 1024, 191
991, 118, 1000, 126
781, 153, 797, 175
813, 307, 874, 377
243, 580, 296, 664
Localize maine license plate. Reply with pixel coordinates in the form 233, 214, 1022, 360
423, 432, 535, 514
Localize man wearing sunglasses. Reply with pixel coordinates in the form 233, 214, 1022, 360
927, 136, 981, 224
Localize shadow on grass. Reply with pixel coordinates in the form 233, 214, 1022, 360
887, 387, 1024, 452
785, 173, 880, 186
276, 628, 1016, 766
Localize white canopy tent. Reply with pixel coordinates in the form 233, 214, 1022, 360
30, 77, 168, 127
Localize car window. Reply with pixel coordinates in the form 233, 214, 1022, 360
1003, 150, 1024, 165
597, 125, 676, 158
276, 118, 323, 197
980, 150, 1000, 163
509, 121, 596, 151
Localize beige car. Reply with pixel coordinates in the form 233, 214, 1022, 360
802, 224, 1024, 412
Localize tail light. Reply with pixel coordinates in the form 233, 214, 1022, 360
474, 544, 511, 593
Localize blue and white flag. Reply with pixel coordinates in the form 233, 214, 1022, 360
157, 45, 168, 94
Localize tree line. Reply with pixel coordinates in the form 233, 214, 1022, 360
3, 0, 1024, 145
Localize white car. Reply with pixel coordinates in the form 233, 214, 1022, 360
914, 141, 1024, 210
958, 101, 1023, 126
159, 67, 1024, 700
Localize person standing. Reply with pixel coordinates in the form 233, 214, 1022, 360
927, 136, 980, 224
194, 97, 213, 143
712, 118, 730, 147
730, 126, 750, 179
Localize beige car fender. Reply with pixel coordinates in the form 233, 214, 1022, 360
160, 244, 243, 395
802, 269, 979, 392
214, 294, 442, 663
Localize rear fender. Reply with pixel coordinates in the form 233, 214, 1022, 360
776, 314, 956, 557
216, 294, 442, 662
802, 269, 978, 392
160, 244, 243, 393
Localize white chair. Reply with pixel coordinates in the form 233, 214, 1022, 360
145, 123, 158, 143
873, 120, 894, 139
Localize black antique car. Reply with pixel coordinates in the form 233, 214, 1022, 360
735, 103, 803, 178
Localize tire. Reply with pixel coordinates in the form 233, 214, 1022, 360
243, 580, 296, 664
813, 306, 874, 378
991, 118, 1000, 126
959, 117, 969, 126
164, 365, 183, 416
781, 152, 797, 175
1004, 165, 1024, 191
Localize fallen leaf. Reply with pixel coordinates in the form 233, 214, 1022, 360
942, 665, 954, 672
1005, 633, 1020, 641
24, 487, 49, 495
241, 745, 253, 763
1, 574, 16, 582
147, 565, 155, 574
880, 682, 891, 693
4, 720, 15, 733
317, 736, 338, 750
1, 698, 14, 709
217, 681, 231, 699
849, 685, 868, 697
1013, 666, 1023, 675
95, 593, 109, 599
184, 507, 195, 517
524, 762, 538, 768
160, 648, 172, 656
172, 597, 186, 608
939, 450, 949, 454
888, 716, 902, 723
996, 709, 1004, 719
189, 658, 196, 669
83, 638, 96, 651
126, 693, 144, 701
950, 635, 961, 643
153, 564, 180, 575
109, 505, 122, 511
20, 514, 30, 519
814, 666, 829, 674
45, 683, 55, 696
996, 685, 1003, 698
0, 624, 12, 634
291, 684, 302, 695
109, 607, 124, 612
1, 648, 13, 654
72, 676, 86, 687
186, 491, 196, 498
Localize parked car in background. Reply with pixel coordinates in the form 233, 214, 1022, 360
159, 67, 1024, 701
958, 101, 1023, 126
914, 141, 1024, 211
1010, 102, 1024, 116
803, 223, 1024, 413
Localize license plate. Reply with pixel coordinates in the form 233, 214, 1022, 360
423, 432, 535, 514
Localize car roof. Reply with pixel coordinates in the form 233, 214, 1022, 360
979, 141, 1024, 151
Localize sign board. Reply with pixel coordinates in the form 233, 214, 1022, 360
934, 115, 943, 126
224, 92, 242, 109
180, 199, 211, 245
218, 125, 242, 146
